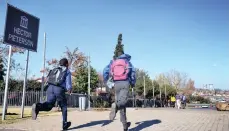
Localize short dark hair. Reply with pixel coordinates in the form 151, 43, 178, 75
59, 58, 68, 67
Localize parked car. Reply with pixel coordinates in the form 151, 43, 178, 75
216, 102, 229, 111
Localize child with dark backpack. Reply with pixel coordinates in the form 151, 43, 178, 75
103, 51, 136, 131
32, 58, 72, 130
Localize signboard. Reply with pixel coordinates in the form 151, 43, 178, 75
3, 4, 40, 52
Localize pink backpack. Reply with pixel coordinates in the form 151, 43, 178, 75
110, 59, 129, 81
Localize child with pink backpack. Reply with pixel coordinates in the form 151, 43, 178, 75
103, 51, 136, 131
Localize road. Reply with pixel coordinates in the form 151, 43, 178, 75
1, 108, 229, 131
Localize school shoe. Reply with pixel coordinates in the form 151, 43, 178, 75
124, 122, 131, 131
109, 103, 117, 120
32, 103, 39, 120
63, 121, 71, 130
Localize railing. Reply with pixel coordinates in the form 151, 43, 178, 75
1, 91, 214, 108
0, 91, 156, 108
0, 91, 82, 107
186, 103, 215, 108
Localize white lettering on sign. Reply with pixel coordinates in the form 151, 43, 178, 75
8, 34, 33, 47
20, 16, 28, 29
13, 27, 32, 38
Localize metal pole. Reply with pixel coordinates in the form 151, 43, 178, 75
143, 76, 145, 98
41, 32, 46, 102
160, 86, 162, 107
152, 80, 155, 107
21, 50, 29, 118
132, 88, 134, 107
143, 75, 145, 107
87, 54, 90, 110
164, 83, 166, 108
2, 45, 12, 120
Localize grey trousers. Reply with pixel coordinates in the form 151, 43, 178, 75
114, 81, 129, 125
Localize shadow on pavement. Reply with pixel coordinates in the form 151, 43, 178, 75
0, 113, 18, 115
67, 120, 113, 130
129, 119, 161, 131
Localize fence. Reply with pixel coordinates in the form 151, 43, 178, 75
0, 91, 83, 107
0, 91, 160, 108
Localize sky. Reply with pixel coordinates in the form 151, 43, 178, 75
0, 0, 229, 89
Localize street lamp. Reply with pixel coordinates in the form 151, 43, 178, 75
136, 69, 146, 108
87, 54, 91, 110
152, 80, 155, 108
132, 74, 146, 108
163, 77, 167, 107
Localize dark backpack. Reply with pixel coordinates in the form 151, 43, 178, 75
46, 66, 68, 87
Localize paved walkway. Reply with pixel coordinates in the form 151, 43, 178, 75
1, 108, 229, 131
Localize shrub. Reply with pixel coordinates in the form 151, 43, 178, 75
187, 95, 211, 104
93, 97, 110, 108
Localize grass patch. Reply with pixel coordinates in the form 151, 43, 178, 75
0, 107, 72, 124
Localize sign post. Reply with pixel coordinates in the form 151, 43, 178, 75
152, 80, 155, 107
143, 75, 146, 107
20, 50, 29, 118
1, 46, 12, 121
132, 88, 134, 107
87, 54, 91, 110
2, 4, 40, 120
41, 32, 46, 103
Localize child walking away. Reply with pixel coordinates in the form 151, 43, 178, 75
103, 52, 136, 131
176, 94, 181, 109
32, 58, 72, 130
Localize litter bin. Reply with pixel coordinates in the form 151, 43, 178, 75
79, 94, 86, 111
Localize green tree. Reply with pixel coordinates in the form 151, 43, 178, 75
146, 80, 160, 98
0, 57, 6, 90
160, 84, 177, 96
42, 46, 86, 76
27, 79, 42, 91
154, 73, 177, 97
73, 65, 99, 93
0, 78, 41, 91
187, 95, 210, 104
113, 33, 124, 59
135, 68, 152, 97
0, 42, 25, 73
0, 58, 5, 77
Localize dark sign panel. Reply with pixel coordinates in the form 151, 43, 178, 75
3, 4, 40, 52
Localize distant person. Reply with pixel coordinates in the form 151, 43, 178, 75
103, 51, 136, 131
182, 94, 186, 108
176, 94, 181, 109
170, 95, 176, 108
32, 58, 72, 130
165, 95, 170, 107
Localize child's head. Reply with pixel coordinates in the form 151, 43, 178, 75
59, 58, 68, 67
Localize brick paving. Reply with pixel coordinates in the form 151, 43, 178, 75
0, 108, 229, 131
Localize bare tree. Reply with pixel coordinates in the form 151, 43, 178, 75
0, 35, 25, 76
63, 46, 86, 72
97, 72, 105, 93
166, 69, 188, 91
155, 73, 170, 86
40, 46, 87, 76
183, 78, 195, 95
